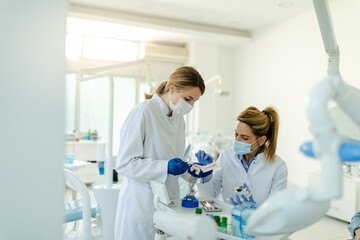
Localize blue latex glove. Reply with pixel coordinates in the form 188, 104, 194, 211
195, 150, 213, 165
230, 194, 255, 206
187, 163, 213, 178
168, 158, 188, 176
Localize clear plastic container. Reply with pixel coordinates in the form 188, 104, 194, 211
231, 202, 257, 239
64, 154, 75, 164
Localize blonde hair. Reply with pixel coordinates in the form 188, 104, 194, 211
144, 66, 205, 99
237, 106, 279, 163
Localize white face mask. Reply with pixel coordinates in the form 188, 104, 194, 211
169, 93, 193, 115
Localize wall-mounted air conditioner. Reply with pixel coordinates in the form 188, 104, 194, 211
144, 43, 188, 63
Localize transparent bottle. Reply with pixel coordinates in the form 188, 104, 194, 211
231, 202, 257, 239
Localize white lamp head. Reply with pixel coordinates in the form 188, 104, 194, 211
246, 187, 329, 235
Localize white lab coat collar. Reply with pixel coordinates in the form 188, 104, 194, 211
152, 93, 171, 117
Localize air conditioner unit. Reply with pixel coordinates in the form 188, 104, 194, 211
144, 43, 188, 63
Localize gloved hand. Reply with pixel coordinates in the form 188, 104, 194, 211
230, 183, 255, 205
195, 150, 213, 165
187, 163, 213, 178
230, 194, 255, 206
168, 158, 189, 176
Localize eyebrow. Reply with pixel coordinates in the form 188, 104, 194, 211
234, 130, 250, 138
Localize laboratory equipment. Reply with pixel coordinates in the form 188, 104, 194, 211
64, 154, 75, 164
153, 210, 216, 240
96, 141, 106, 175
92, 183, 121, 240
246, 0, 360, 236
205, 75, 231, 97
181, 195, 199, 208
151, 180, 176, 207
199, 200, 222, 212
218, 217, 228, 234
184, 143, 191, 159
232, 202, 257, 239
152, 181, 218, 240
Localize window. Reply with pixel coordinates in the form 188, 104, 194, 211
77, 76, 137, 155
113, 77, 136, 155
82, 36, 139, 62
65, 74, 76, 133
79, 76, 109, 141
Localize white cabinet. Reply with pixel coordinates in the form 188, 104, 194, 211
65, 141, 106, 183
309, 172, 360, 222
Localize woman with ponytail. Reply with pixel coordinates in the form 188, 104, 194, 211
114, 66, 206, 240
197, 106, 288, 206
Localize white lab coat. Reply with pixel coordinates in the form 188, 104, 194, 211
197, 149, 287, 205
114, 93, 194, 240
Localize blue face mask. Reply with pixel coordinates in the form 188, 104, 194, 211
233, 138, 260, 155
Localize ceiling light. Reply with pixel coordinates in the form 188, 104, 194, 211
278, 2, 294, 8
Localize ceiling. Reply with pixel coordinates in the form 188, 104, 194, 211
68, 0, 339, 45
70, 0, 318, 31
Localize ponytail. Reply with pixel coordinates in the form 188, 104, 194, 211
262, 107, 279, 163
144, 81, 168, 100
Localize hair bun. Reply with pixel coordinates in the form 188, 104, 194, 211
262, 110, 273, 122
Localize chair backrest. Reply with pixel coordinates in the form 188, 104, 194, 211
64, 168, 92, 240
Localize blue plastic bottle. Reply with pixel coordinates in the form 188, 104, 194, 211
231, 202, 257, 239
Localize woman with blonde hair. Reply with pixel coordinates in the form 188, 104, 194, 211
197, 106, 288, 205
114, 66, 209, 240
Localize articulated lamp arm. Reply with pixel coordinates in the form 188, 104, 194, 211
313, 0, 339, 76
246, 0, 360, 236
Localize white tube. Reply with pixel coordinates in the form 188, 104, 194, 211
333, 80, 360, 128
306, 76, 342, 200
64, 169, 92, 240
107, 76, 114, 188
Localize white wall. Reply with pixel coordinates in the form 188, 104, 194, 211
232, 0, 360, 186
187, 42, 236, 136
0, 1, 67, 239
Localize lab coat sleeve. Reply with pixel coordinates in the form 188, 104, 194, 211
269, 160, 288, 196
349, 212, 360, 239
116, 107, 168, 183
180, 171, 197, 184
196, 154, 223, 198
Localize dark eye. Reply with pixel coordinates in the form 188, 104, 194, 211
185, 98, 190, 102
234, 133, 238, 137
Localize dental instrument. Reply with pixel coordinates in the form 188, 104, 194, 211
184, 143, 191, 159
246, 0, 360, 236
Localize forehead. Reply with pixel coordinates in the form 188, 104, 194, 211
235, 121, 255, 136
180, 87, 202, 100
